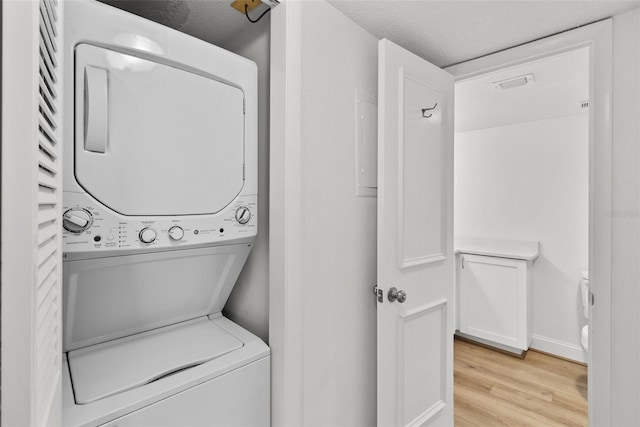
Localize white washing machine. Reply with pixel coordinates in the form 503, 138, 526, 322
60, 2, 269, 426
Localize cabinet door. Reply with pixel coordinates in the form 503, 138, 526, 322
459, 254, 528, 349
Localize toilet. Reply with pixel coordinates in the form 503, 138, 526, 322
580, 271, 590, 351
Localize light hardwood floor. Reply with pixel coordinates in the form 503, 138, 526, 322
454, 338, 588, 427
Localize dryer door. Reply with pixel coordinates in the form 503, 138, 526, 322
74, 44, 245, 216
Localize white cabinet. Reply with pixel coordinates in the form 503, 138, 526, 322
455, 237, 538, 352
458, 254, 532, 350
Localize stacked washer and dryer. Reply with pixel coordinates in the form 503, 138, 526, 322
61, 2, 269, 426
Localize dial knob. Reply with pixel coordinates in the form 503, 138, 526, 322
235, 206, 251, 224
168, 226, 184, 241
139, 227, 157, 244
63, 208, 93, 234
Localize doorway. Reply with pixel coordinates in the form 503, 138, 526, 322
452, 46, 590, 426
269, 2, 614, 424
447, 19, 613, 425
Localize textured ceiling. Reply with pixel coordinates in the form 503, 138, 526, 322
328, 0, 640, 67
98, 0, 640, 67
456, 47, 589, 133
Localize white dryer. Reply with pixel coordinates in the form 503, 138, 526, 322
61, 2, 268, 426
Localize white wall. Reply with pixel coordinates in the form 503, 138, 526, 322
610, 8, 640, 425
269, 4, 640, 425
455, 114, 589, 361
270, 1, 378, 425
299, 4, 377, 425
222, 18, 271, 343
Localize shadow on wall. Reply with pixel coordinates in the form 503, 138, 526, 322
222, 17, 271, 344
100, 0, 190, 29
532, 250, 586, 346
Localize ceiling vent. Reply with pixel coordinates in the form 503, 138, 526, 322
493, 73, 534, 90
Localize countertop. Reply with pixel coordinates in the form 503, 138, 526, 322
455, 236, 539, 261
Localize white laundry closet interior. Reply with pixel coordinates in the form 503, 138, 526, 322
59, 2, 270, 425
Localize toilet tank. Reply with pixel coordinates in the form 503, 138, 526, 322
580, 271, 589, 319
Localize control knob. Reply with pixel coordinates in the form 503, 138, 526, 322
235, 206, 251, 224
139, 227, 157, 244
63, 208, 93, 234
168, 226, 184, 241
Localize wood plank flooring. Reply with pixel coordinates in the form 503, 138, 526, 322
454, 338, 588, 426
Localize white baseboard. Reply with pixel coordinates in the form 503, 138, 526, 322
455, 332, 526, 356
530, 334, 587, 364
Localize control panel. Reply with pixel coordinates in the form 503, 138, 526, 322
62, 192, 257, 259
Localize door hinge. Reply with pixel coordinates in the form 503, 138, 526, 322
373, 285, 383, 303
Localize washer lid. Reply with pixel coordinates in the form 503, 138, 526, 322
68, 317, 243, 405
74, 43, 245, 216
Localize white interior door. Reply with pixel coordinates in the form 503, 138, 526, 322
377, 39, 454, 427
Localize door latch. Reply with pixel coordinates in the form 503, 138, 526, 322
373, 285, 383, 303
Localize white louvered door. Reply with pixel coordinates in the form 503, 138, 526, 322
2, 0, 64, 425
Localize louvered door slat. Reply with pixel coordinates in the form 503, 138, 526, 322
38, 144, 56, 171
40, 29, 58, 66
38, 170, 57, 190
39, 158, 56, 179
40, 53, 57, 85
37, 256, 57, 291
36, 303, 57, 360
40, 72, 57, 101
37, 239, 57, 267
36, 288, 57, 329
38, 193, 57, 207
37, 339, 57, 382
40, 41, 57, 73
38, 205, 57, 225
39, 87, 57, 119
39, 100, 56, 131
39, 114, 56, 142
37, 269, 57, 307
36, 316, 58, 372
40, 43, 56, 77
43, 0, 58, 28
38, 221, 57, 245
38, 185, 57, 203
39, 27, 57, 67
37, 351, 58, 410
37, 318, 57, 362
40, 68, 57, 99
37, 343, 57, 387
40, 2, 57, 40
39, 10, 57, 53
38, 167, 57, 189
39, 134, 58, 159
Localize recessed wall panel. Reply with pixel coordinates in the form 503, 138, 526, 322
398, 301, 447, 425
399, 73, 446, 268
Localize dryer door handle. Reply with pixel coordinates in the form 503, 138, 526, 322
84, 66, 108, 154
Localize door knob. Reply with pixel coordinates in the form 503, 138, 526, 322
388, 287, 407, 303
